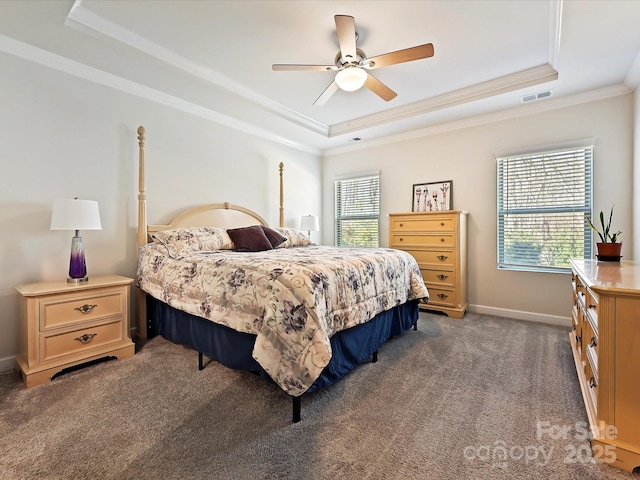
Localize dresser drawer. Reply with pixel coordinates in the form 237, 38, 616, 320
585, 288, 598, 335
402, 249, 455, 268
584, 357, 598, 415
39, 320, 124, 363
390, 216, 455, 233
426, 287, 456, 307
421, 269, 456, 287
39, 287, 126, 331
391, 233, 455, 248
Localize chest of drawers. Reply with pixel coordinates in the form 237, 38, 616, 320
389, 211, 468, 318
570, 259, 640, 473
15, 275, 135, 387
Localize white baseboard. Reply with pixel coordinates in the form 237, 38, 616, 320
0, 355, 17, 374
469, 304, 571, 327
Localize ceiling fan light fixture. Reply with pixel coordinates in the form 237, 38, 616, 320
335, 67, 367, 92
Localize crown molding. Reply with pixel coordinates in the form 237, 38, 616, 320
549, 0, 563, 70
65, 0, 329, 137
0, 33, 320, 156
625, 50, 640, 91
327, 64, 558, 138
323, 83, 631, 157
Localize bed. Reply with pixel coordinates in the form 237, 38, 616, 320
134, 126, 429, 422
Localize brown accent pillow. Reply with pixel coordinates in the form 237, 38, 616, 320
261, 226, 287, 248
227, 225, 273, 252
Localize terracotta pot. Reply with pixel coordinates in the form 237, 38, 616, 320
596, 242, 622, 259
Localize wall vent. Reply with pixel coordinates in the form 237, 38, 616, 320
521, 89, 553, 103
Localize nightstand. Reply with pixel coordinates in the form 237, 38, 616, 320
15, 275, 135, 387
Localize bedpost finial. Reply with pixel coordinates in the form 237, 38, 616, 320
279, 162, 283, 173
137, 126, 145, 145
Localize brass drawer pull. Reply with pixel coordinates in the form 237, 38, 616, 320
588, 303, 596, 309
437, 274, 448, 281
74, 304, 97, 314
575, 334, 581, 343
437, 293, 449, 300
589, 336, 597, 348
74, 333, 98, 344
436, 255, 448, 261
589, 376, 597, 389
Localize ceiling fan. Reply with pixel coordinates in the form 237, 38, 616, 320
272, 14, 434, 106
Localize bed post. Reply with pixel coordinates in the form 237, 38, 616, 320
136, 126, 148, 342
279, 162, 284, 228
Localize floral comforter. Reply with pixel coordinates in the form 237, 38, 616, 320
137, 243, 429, 396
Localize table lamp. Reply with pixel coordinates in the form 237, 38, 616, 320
300, 215, 319, 239
50, 198, 102, 283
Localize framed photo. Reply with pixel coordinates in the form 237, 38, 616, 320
412, 180, 453, 212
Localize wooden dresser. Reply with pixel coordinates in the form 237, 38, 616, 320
570, 259, 640, 473
389, 211, 468, 318
15, 275, 135, 387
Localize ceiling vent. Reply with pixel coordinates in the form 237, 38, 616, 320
521, 90, 553, 103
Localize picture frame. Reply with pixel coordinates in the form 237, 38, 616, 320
412, 180, 453, 212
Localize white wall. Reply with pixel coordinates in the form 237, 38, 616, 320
634, 89, 640, 260
323, 94, 634, 323
0, 52, 321, 370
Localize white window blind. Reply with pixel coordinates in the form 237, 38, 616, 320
497, 145, 593, 272
335, 174, 380, 247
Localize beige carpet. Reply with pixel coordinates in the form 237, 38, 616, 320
0, 312, 636, 480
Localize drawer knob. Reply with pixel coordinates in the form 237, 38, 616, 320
399, 237, 403, 242
399, 223, 403, 227
74, 333, 98, 344
437, 293, 448, 300
588, 303, 596, 309
74, 304, 97, 314
440, 238, 445, 242
588, 336, 597, 348
440, 222, 444, 226
575, 334, 581, 343
436, 274, 448, 281
436, 255, 448, 261
589, 376, 597, 389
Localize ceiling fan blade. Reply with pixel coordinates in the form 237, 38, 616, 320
364, 73, 397, 102
313, 81, 339, 106
366, 43, 434, 69
335, 15, 357, 61
272, 64, 337, 72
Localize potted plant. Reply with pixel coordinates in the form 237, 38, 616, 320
587, 205, 622, 260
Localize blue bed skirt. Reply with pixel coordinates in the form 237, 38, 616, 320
148, 297, 419, 394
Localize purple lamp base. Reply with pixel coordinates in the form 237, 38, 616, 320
68, 235, 88, 283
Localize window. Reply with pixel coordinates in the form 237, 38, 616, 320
497, 144, 593, 273
335, 173, 380, 247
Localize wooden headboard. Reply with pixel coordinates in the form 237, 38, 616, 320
134, 125, 285, 341
136, 125, 284, 249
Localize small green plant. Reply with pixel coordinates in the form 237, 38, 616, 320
587, 205, 621, 243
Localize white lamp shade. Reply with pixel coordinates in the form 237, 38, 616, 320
300, 215, 320, 232
335, 67, 367, 92
50, 199, 102, 231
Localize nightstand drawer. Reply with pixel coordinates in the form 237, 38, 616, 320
15, 275, 134, 387
40, 320, 124, 363
39, 287, 126, 331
